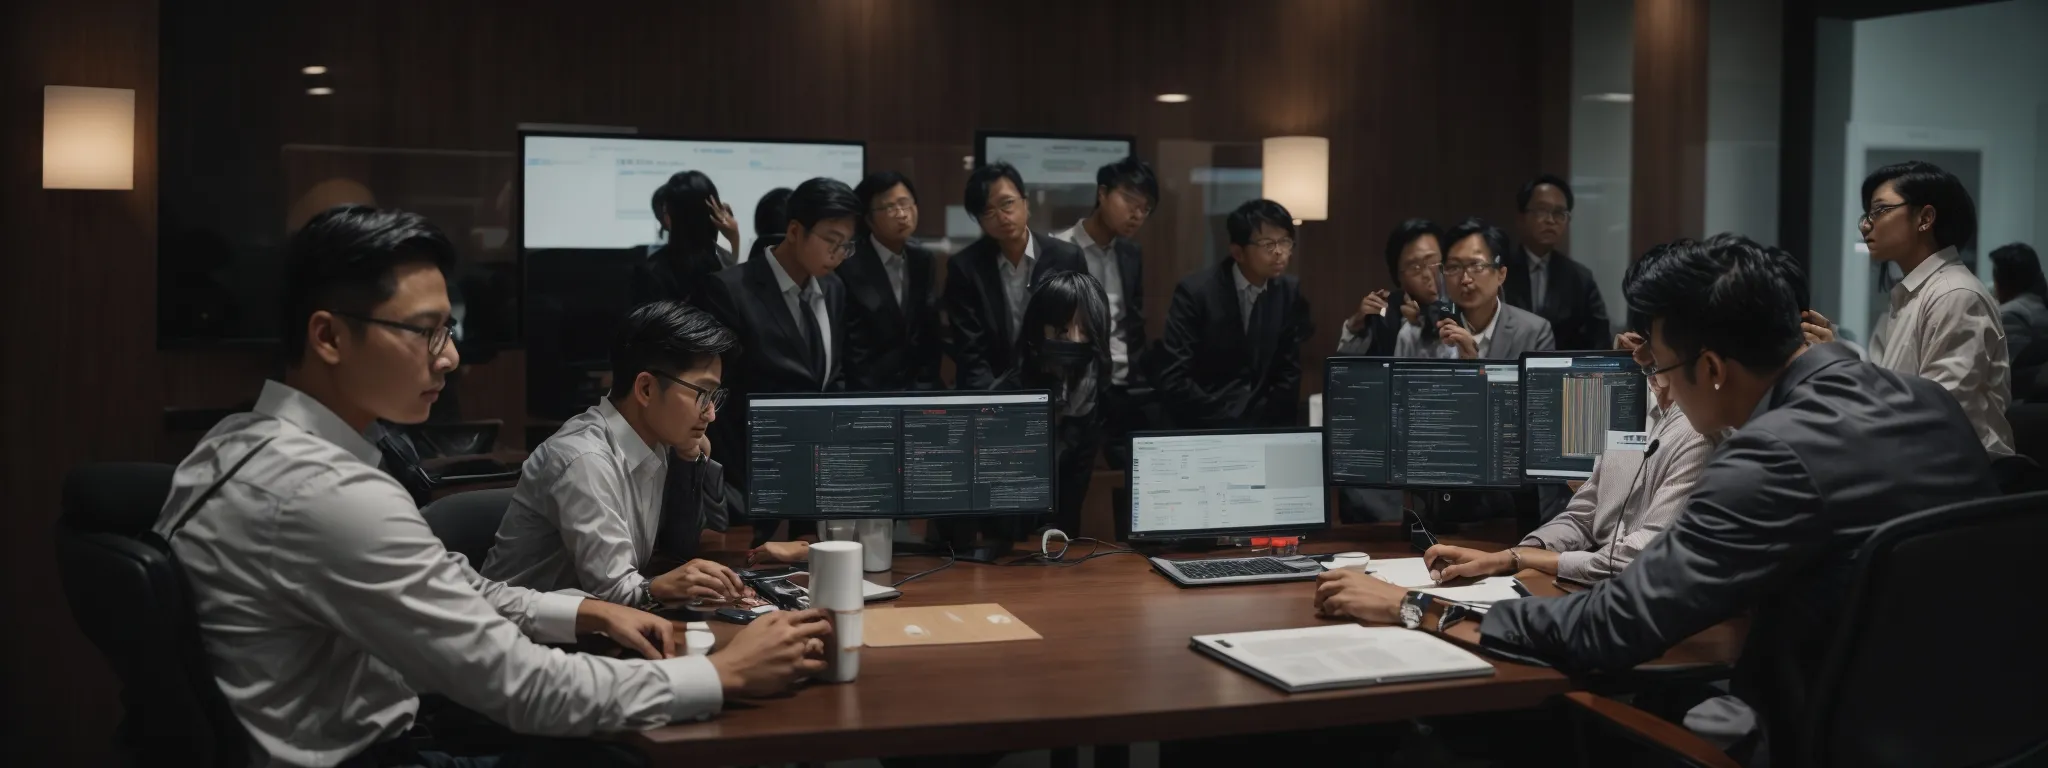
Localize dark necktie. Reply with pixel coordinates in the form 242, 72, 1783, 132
800, 286, 826, 386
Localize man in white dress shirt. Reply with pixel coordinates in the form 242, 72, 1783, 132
1860, 160, 2016, 459
484, 300, 752, 611
157, 206, 830, 767
1053, 156, 1156, 467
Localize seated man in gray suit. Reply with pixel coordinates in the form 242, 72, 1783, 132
1396, 216, 1555, 360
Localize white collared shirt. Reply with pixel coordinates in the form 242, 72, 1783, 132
156, 381, 720, 768
1869, 246, 2015, 456
769, 245, 833, 379
1394, 298, 1504, 359
1232, 262, 1266, 332
484, 398, 702, 605
1055, 220, 1129, 384
998, 235, 1039, 340
871, 234, 909, 307
1520, 400, 1711, 583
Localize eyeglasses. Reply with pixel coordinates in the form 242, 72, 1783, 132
1250, 238, 1295, 255
1441, 261, 1500, 278
872, 199, 916, 218
1640, 350, 1703, 382
651, 370, 728, 414
1858, 202, 1906, 229
979, 197, 1024, 221
1398, 261, 1442, 276
1112, 187, 1155, 218
337, 313, 454, 357
800, 226, 857, 257
1528, 207, 1573, 224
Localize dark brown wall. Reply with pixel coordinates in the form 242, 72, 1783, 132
4, 1, 1568, 762
1631, 0, 1710, 257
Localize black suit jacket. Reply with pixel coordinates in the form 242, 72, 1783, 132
693, 254, 848, 497
943, 232, 1088, 390
838, 237, 943, 391
1501, 246, 1610, 352
1482, 343, 1996, 766
1155, 260, 1313, 428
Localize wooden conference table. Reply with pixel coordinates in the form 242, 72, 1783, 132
625, 521, 1745, 765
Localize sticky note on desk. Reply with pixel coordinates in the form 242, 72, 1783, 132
864, 603, 1041, 647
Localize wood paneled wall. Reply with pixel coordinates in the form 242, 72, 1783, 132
1630, 0, 1711, 257
5, 1, 1569, 762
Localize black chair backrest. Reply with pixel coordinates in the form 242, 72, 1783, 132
1810, 491, 2048, 767
56, 462, 247, 768
2008, 402, 2048, 468
422, 487, 516, 568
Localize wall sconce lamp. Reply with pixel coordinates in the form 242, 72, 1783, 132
43, 85, 136, 190
1261, 136, 1329, 223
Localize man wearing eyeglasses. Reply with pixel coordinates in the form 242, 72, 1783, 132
1395, 216, 1556, 360
697, 177, 860, 546
1157, 199, 1314, 428
945, 161, 1088, 390
840, 171, 943, 392
1504, 174, 1611, 352
484, 300, 751, 610
158, 207, 831, 767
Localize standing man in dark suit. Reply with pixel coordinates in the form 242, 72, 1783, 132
695, 178, 858, 544
1503, 174, 1610, 351
945, 162, 1087, 390
1155, 199, 1314, 428
1052, 157, 1155, 466
840, 171, 943, 391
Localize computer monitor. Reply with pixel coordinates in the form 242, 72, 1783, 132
1323, 357, 1525, 490
1119, 428, 1330, 542
1520, 351, 1650, 482
744, 391, 1055, 520
519, 131, 866, 256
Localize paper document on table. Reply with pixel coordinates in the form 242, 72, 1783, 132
1191, 624, 1494, 693
1367, 557, 1439, 587
1421, 577, 1524, 604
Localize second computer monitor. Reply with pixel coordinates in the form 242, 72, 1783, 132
1121, 429, 1329, 541
1520, 351, 1649, 482
746, 391, 1055, 519
1324, 357, 1524, 490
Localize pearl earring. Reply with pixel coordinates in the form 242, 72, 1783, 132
1714, 383, 1722, 391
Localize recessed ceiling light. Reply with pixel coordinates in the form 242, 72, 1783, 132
1581, 92, 1633, 104
307, 87, 333, 96
1155, 93, 1191, 103
302, 65, 328, 76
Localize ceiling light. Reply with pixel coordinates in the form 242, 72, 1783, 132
307, 87, 333, 96
302, 65, 328, 76
1582, 92, 1633, 104
1155, 93, 1191, 103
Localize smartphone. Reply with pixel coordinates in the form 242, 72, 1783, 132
1421, 269, 1459, 342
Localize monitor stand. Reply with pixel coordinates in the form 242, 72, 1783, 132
921, 518, 1020, 564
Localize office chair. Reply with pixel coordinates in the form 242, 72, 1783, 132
377, 425, 521, 507
55, 462, 249, 768
422, 487, 516, 568
2009, 402, 2048, 470
1566, 491, 2048, 768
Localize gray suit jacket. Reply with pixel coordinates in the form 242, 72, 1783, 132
1392, 300, 1555, 359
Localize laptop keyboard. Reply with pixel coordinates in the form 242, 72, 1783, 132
1173, 557, 1296, 581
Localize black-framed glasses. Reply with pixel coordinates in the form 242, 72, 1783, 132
1859, 202, 1906, 229
337, 312, 454, 356
1528, 207, 1573, 224
651, 370, 728, 414
1641, 350, 1704, 381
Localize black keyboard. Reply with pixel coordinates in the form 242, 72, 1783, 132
1150, 555, 1322, 587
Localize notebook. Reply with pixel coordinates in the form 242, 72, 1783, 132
1191, 624, 1495, 693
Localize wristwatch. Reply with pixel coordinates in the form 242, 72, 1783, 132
634, 580, 663, 612
1399, 590, 1477, 635
1398, 590, 1434, 630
